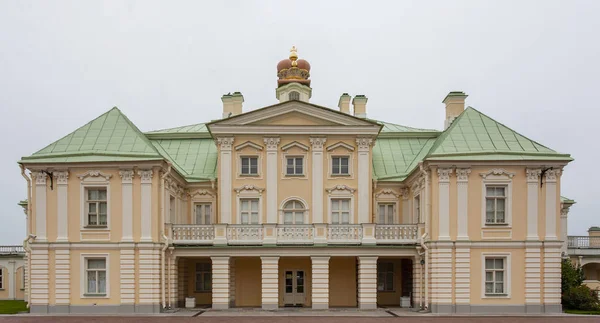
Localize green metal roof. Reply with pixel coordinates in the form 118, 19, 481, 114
20, 107, 163, 164
145, 123, 212, 139
561, 196, 575, 204
373, 137, 435, 181
425, 107, 572, 161
151, 139, 217, 181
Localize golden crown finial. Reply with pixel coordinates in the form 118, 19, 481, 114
289, 46, 298, 67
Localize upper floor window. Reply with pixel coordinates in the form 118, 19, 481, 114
241, 157, 259, 176
195, 203, 212, 225
283, 200, 305, 224
332, 157, 349, 175
289, 91, 300, 101
195, 262, 211, 292
485, 186, 506, 224
378, 203, 395, 224
331, 198, 350, 224
169, 195, 175, 223
377, 262, 394, 292
85, 258, 107, 296
86, 188, 107, 227
414, 195, 421, 223
286, 157, 304, 176
485, 257, 506, 296
240, 198, 259, 224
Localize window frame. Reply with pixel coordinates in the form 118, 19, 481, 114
281, 199, 307, 224
331, 156, 351, 176
414, 194, 422, 223
288, 91, 300, 101
285, 156, 305, 176
194, 262, 212, 292
194, 203, 213, 225
377, 203, 396, 224
80, 181, 110, 230
485, 186, 507, 225
481, 253, 511, 298
330, 198, 352, 224
80, 254, 109, 298
377, 261, 395, 292
20, 266, 24, 290
240, 156, 260, 176
239, 198, 260, 224
480, 170, 513, 228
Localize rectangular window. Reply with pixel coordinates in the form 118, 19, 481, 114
195, 262, 212, 292
85, 258, 107, 295
86, 188, 107, 227
240, 199, 259, 224
195, 203, 212, 225
377, 262, 394, 292
378, 203, 395, 224
485, 186, 506, 224
331, 199, 350, 224
286, 157, 304, 175
485, 257, 506, 295
414, 195, 421, 223
0, 267, 3, 289
241, 157, 259, 175
21, 268, 25, 289
169, 195, 175, 223
331, 156, 350, 175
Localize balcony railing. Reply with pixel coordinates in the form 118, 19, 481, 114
568, 236, 600, 248
0, 245, 25, 254
169, 223, 419, 246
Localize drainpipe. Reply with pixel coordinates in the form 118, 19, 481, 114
417, 233, 428, 310
20, 165, 32, 237
160, 162, 172, 310
22, 234, 36, 308
20, 165, 33, 307
419, 162, 430, 311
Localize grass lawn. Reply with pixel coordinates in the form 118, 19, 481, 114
0, 300, 29, 314
564, 309, 600, 315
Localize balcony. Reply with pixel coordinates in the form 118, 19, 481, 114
568, 236, 600, 249
0, 245, 25, 254
170, 223, 419, 246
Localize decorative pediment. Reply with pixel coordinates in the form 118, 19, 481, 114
326, 184, 356, 194
189, 189, 215, 199
234, 141, 263, 151
375, 189, 401, 199
78, 170, 112, 181
480, 168, 515, 180
234, 185, 264, 194
281, 141, 309, 152
326, 141, 355, 152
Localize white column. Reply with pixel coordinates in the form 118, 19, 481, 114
560, 206, 570, 255
211, 257, 230, 309
218, 137, 234, 224
8, 260, 16, 299
32, 172, 47, 242
543, 246, 562, 311
310, 138, 326, 223
54, 171, 69, 242
120, 247, 135, 306
29, 247, 49, 309
311, 256, 330, 309
545, 169, 560, 240
456, 168, 470, 240
437, 168, 452, 240
356, 138, 373, 223
261, 256, 279, 310
54, 249, 70, 306
229, 258, 236, 307
264, 138, 280, 223
358, 256, 377, 309
138, 247, 160, 309
138, 169, 153, 242
119, 170, 134, 242
430, 246, 453, 310
525, 244, 542, 311
454, 244, 470, 310
526, 169, 541, 240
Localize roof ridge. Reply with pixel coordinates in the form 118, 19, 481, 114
113, 107, 162, 156
146, 122, 207, 134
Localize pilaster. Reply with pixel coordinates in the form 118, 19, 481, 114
454, 244, 470, 312
29, 247, 49, 309
544, 169, 560, 240
525, 244, 542, 311
437, 168, 452, 240
261, 256, 279, 310
526, 169, 541, 240
211, 257, 230, 309
543, 246, 562, 310
229, 258, 236, 307
54, 171, 69, 242
218, 137, 235, 224
310, 138, 326, 223
358, 256, 377, 309
8, 260, 16, 299
430, 244, 453, 310
138, 169, 153, 242
264, 137, 280, 224
54, 248, 70, 306
400, 188, 410, 224
356, 138, 373, 224
456, 168, 470, 240
311, 256, 330, 309
32, 172, 47, 241
138, 246, 160, 307
119, 170, 134, 242
120, 246, 135, 306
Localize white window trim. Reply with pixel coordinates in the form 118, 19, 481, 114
327, 185, 355, 224
235, 185, 264, 224
193, 203, 214, 225
481, 252, 511, 299
329, 155, 352, 177
480, 173, 513, 228
374, 190, 400, 225
80, 178, 111, 231
237, 155, 262, 178
413, 193, 422, 224
282, 154, 307, 177
80, 253, 110, 298
279, 196, 310, 224
190, 189, 216, 225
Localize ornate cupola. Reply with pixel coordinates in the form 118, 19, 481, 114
276, 46, 312, 103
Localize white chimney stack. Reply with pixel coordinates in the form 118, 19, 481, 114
443, 91, 467, 129
222, 92, 244, 118
352, 95, 368, 118
338, 93, 351, 114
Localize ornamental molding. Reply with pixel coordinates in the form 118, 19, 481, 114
326, 184, 356, 194
281, 141, 309, 152
189, 189, 215, 199
526, 168, 542, 182
165, 177, 185, 197
326, 141, 355, 152
77, 170, 112, 181
399, 187, 410, 199
216, 137, 235, 150
456, 168, 471, 182
411, 176, 425, 192
262, 137, 281, 151
560, 205, 571, 217
137, 169, 153, 183
235, 141, 264, 151
544, 168, 561, 182
309, 137, 327, 151
355, 137, 374, 151
53, 170, 69, 185
479, 168, 515, 179
234, 185, 264, 194
375, 189, 401, 199
31, 171, 48, 185
437, 168, 453, 182
119, 169, 134, 183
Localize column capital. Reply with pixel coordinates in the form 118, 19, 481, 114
356, 137, 374, 151
309, 137, 327, 151
526, 168, 542, 183
216, 137, 235, 151
455, 168, 471, 182
437, 168, 453, 183
119, 169, 134, 184
263, 137, 280, 151
400, 187, 410, 200
53, 170, 69, 185
544, 168, 561, 183
32, 171, 48, 185
137, 169, 153, 183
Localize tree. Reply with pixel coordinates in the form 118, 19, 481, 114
561, 258, 584, 294
561, 258, 599, 311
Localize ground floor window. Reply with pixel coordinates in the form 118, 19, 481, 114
0, 267, 3, 289
485, 257, 506, 295
377, 262, 394, 292
195, 262, 212, 292
85, 258, 107, 295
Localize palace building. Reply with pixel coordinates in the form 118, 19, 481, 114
17, 47, 574, 314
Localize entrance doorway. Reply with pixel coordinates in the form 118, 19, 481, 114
283, 270, 305, 306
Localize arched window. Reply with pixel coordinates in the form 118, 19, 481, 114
283, 200, 305, 224
288, 91, 300, 101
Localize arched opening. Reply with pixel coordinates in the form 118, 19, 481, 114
288, 91, 300, 101
283, 200, 305, 224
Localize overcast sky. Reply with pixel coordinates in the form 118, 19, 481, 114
0, 1, 598, 244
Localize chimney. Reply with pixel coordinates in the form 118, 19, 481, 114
338, 93, 351, 114
443, 91, 468, 129
352, 95, 368, 118
222, 92, 244, 118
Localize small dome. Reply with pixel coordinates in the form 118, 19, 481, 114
277, 46, 311, 87
277, 59, 292, 72
296, 59, 310, 71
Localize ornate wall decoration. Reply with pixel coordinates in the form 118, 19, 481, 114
263, 137, 281, 151
437, 168, 453, 182
455, 168, 471, 182
355, 137, 374, 150
234, 185, 264, 194
119, 169, 134, 183
137, 169, 153, 183
374, 188, 401, 199
77, 170, 112, 181
526, 168, 542, 182
326, 184, 356, 194
53, 171, 69, 185
216, 137, 235, 150
309, 137, 327, 150
479, 168, 515, 179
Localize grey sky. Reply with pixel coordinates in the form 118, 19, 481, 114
0, 0, 598, 244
